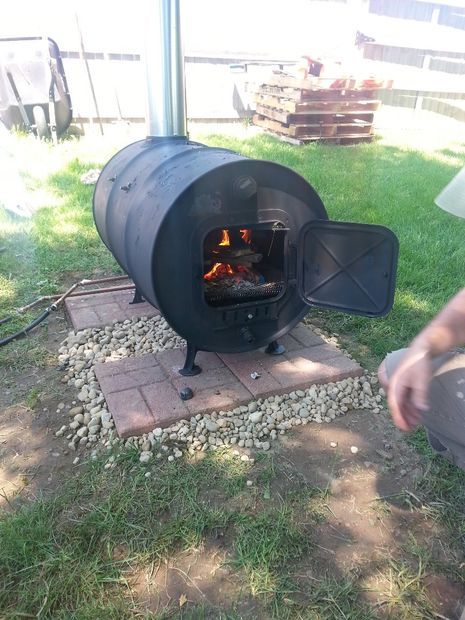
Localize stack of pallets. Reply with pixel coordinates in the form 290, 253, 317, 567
252, 73, 386, 144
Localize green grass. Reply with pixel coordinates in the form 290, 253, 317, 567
379, 557, 437, 620
1, 131, 465, 617
0, 450, 329, 618
231, 506, 311, 597
0, 158, 118, 306
32, 160, 118, 280
2, 133, 464, 369
0, 157, 120, 370
25, 386, 41, 410
407, 429, 465, 555
3, 444, 446, 618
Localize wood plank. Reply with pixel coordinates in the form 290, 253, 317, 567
336, 124, 373, 136
254, 114, 372, 129
253, 114, 374, 141
255, 85, 379, 102
288, 121, 372, 129
292, 122, 371, 137
255, 105, 375, 125
255, 86, 307, 102
253, 115, 368, 138
294, 125, 337, 138
262, 74, 355, 91
255, 95, 380, 114
261, 74, 321, 90
255, 105, 293, 123
254, 95, 298, 113
253, 114, 296, 137
260, 73, 389, 92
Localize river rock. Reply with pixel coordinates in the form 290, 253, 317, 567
249, 411, 263, 424
205, 420, 218, 432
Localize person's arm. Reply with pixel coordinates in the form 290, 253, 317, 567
386, 287, 465, 432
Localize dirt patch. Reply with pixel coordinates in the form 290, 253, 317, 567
0, 312, 78, 506
1, 312, 464, 617
129, 541, 260, 617
277, 411, 465, 618
124, 410, 465, 618
425, 574, 465, 619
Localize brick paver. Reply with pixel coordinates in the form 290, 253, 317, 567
158, 348, 225, 379
65, 288, 160, 331
218, 349, 283, 397
94, 324, 362, 438
184, 383, 253, 415
141, 382, 190, 427
104, 388, 156, 437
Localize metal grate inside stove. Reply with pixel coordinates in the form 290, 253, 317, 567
205, 281, 285, 307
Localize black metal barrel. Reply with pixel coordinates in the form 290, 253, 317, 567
93, 137, 328, 353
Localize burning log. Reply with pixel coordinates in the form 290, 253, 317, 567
210, 250, 263, 265
204, 227, 263, 280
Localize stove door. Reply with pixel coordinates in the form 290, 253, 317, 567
298, 220, 398, 317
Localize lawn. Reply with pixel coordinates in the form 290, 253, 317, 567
1, 127, 465, 618
2, 131, 465, 368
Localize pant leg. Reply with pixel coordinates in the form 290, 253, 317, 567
384, 349, 465, 469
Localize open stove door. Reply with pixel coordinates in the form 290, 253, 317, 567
298, 220, 398, 317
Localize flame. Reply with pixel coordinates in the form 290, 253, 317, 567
240, 229, 252, 244
204, 228, 253, 281
219, 229, 230, 246
204, 261, 234, 281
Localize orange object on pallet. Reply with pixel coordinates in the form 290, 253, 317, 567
250, 69, 391, 145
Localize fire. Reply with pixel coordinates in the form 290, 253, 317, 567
219, 229, 230, 246
204, 261, 234, 281
240, 229, 252, 244
203, 228, 253, 281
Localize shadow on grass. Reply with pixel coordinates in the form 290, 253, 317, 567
3, 385, 461, 616
1, 137, 465, 617
0, 436, 373, 619
0, 448, 313, 618
2, 412, 464, 619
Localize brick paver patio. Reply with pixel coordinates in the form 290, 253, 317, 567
65, 288, 160, 331
67, 290, 362, 438
94, 328, 362, 437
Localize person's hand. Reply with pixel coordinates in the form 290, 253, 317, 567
386, 349, 432, 432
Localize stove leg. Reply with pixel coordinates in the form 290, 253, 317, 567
265, 340, 286, 356
179, 343, 202, 376
129, 288, 144, 305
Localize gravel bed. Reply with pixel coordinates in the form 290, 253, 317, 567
55, 315, 385, 463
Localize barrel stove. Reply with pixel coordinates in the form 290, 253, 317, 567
93, 0, 399, 376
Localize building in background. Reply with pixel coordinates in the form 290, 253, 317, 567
0, 0, 464, 127
362, 0, 465, 119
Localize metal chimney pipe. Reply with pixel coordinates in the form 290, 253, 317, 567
144, 0, 187, 137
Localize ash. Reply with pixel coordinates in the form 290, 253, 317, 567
204, 272, 263, 294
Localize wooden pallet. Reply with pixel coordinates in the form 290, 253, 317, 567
251, 73, 385, 145
253, 114, 374, 140
255, 85, 379, 103
254, 96, 380, 115
260, 73, 389, 92
255, 103, 375, 125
